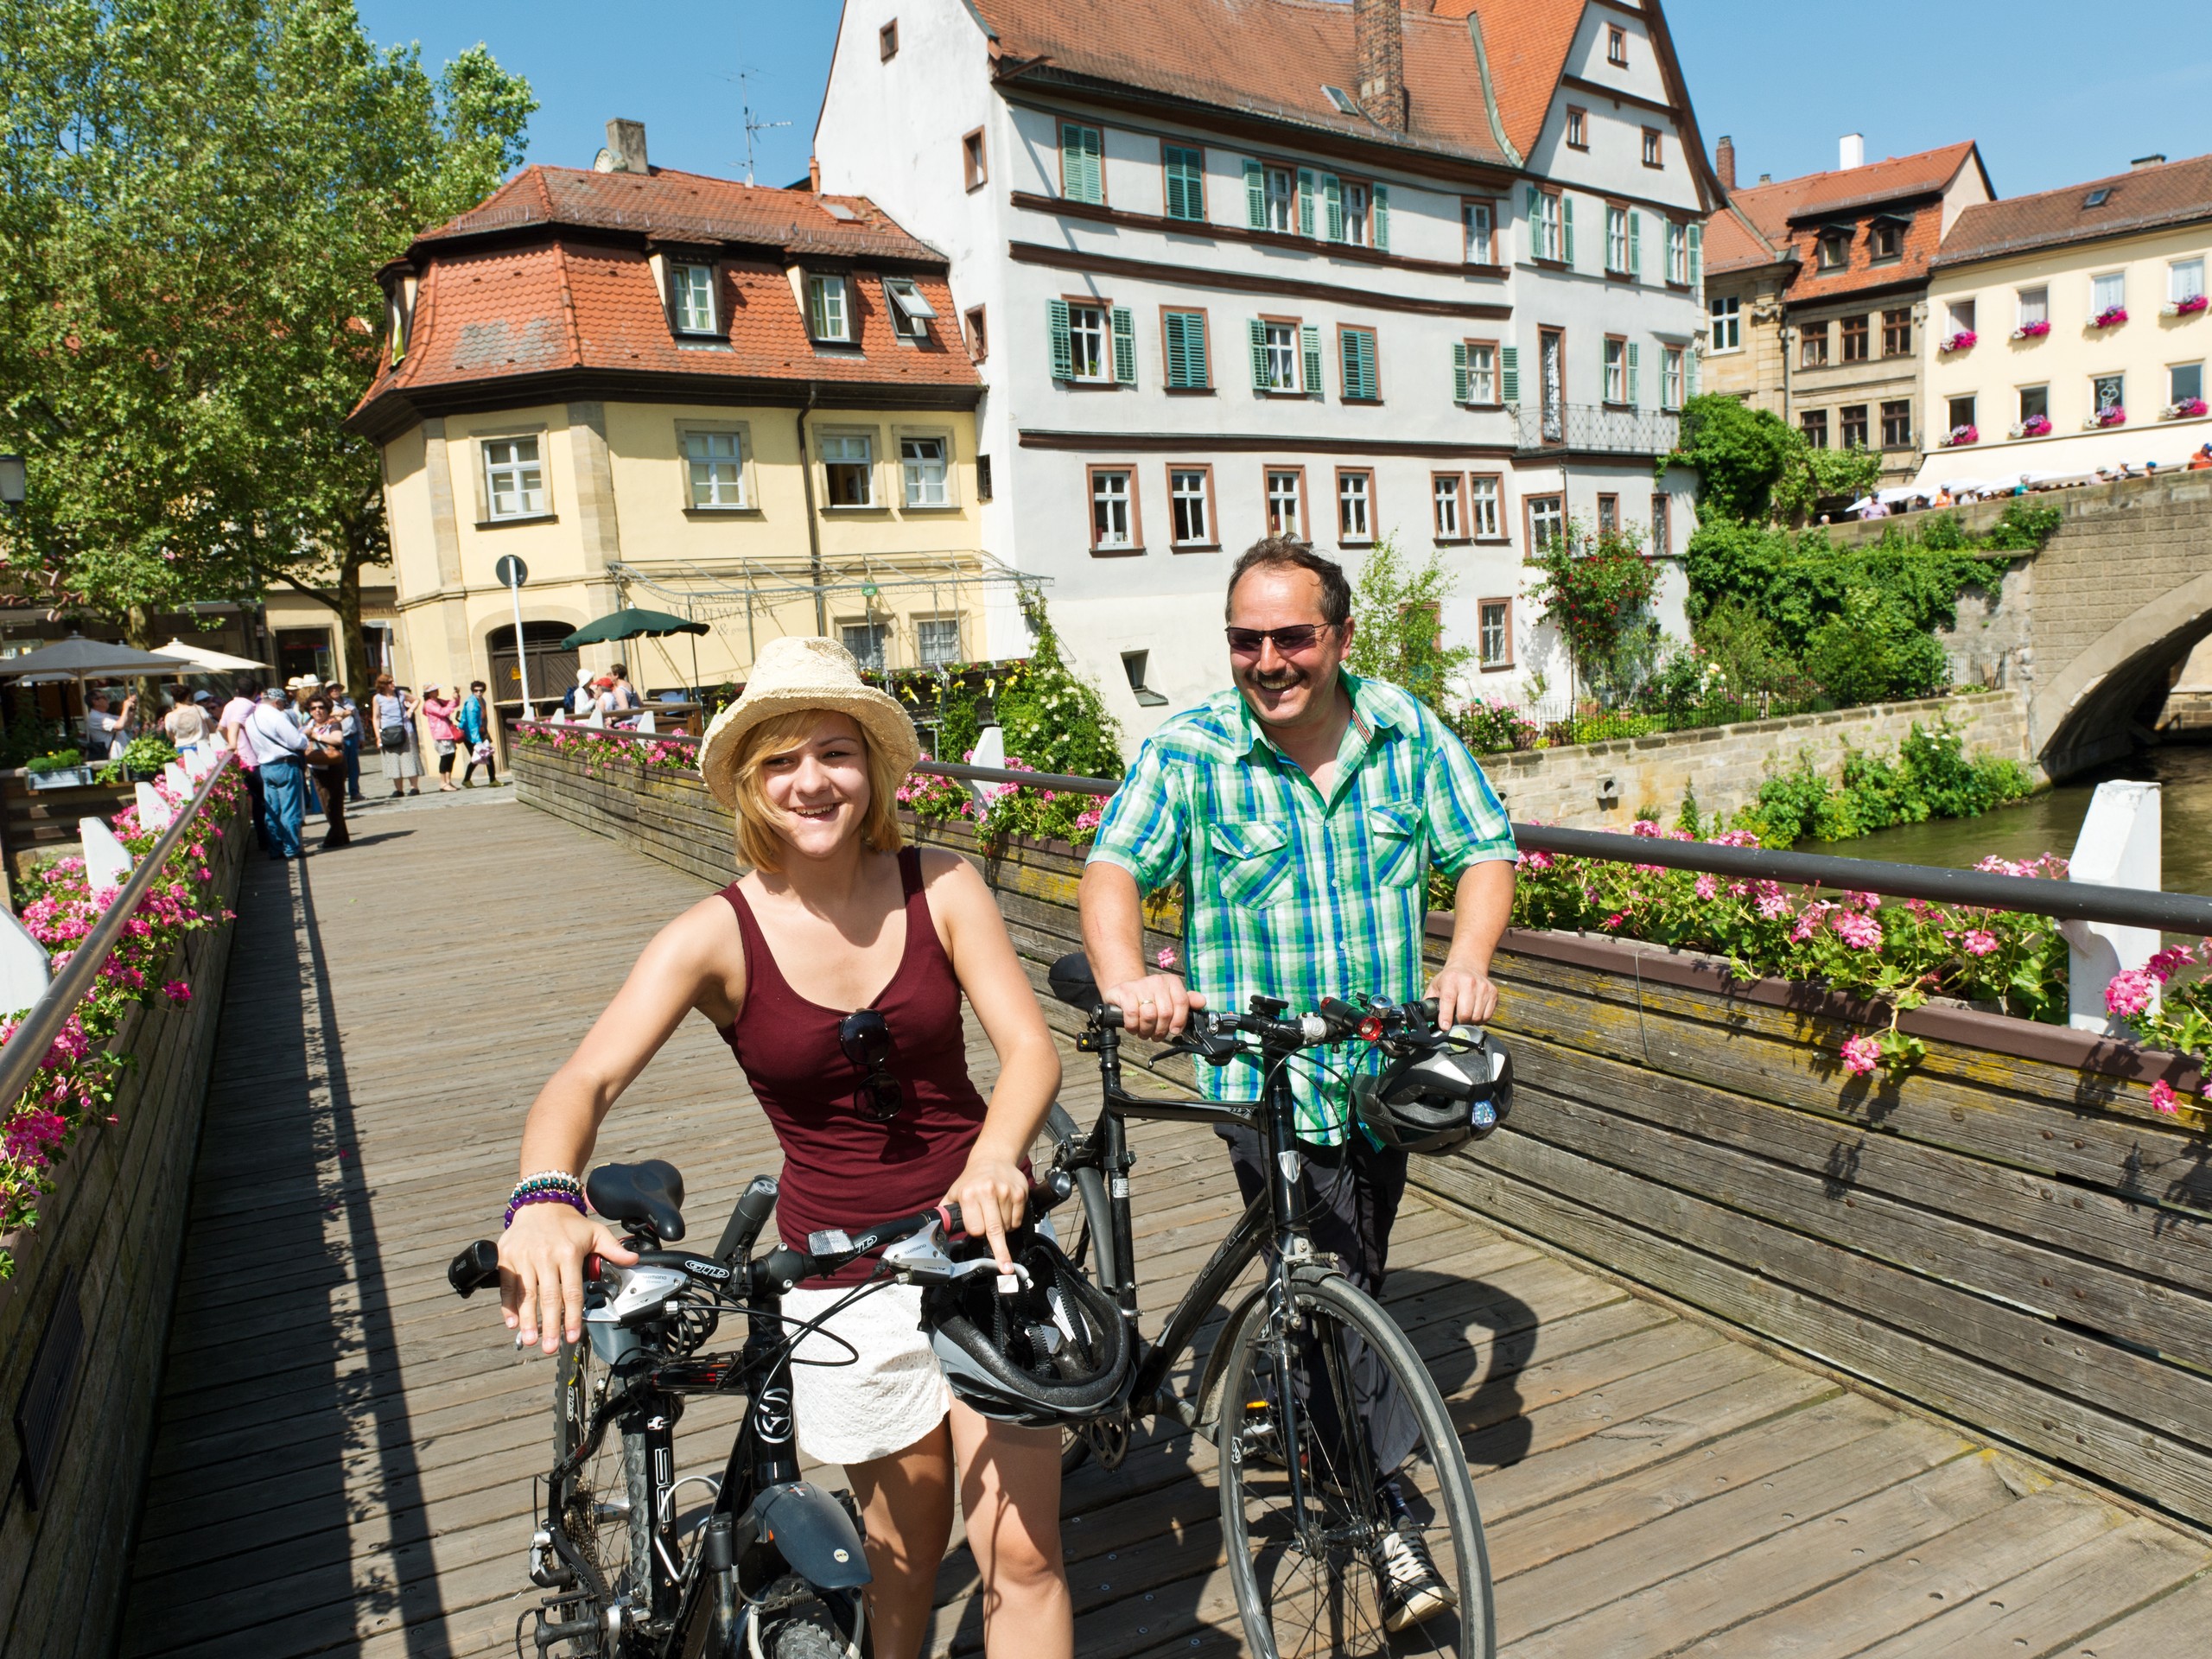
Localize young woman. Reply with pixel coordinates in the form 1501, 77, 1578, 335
494, 636, 1073, 1659
372, 674, 422, 798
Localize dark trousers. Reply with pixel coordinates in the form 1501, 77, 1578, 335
462, 742, 496, 785
311, 765, 349, 846
343, 733, 362, 799
1221, 1125, 1419, 1484
244, 766, 270, 854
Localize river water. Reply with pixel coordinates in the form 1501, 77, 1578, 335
1822, 741, 2212, 895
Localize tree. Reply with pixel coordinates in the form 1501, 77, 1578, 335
1669, 393, 1881, 528
1346, 536, 1471, 715
1529, 522, 1659, 706
0, 0, 532, 685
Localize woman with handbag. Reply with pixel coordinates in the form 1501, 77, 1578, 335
372, 673, 423, 798
304, 696, 352, 849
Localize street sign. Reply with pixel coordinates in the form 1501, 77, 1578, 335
494, 555, 529, 588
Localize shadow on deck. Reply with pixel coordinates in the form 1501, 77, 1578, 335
121, 791, 2212, 1657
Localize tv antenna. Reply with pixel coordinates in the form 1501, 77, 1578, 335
721, 69, 791, 185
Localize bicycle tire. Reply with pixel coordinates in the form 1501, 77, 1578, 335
1217, 1272, 1493, 1658
553, 1336, 651, 1651
1037, 1100, 1121, 1477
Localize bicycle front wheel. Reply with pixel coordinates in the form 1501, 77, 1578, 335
553, 1336, 652, 1648
1217, 1272, 1493, 1658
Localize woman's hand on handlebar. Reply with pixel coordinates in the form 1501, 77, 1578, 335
945, 1153, 1027, 1274
1103, 972, 1205, 1041
499, 1203, 639, 1355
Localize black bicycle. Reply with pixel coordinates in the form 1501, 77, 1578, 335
448, 1142, 1087, 1659
1039, 952, 1496, 1659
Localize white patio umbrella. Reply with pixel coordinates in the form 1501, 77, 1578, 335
155, 636, 269, 672
0, 635, 195, 681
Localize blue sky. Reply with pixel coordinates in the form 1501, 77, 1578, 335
358, 1, 2210, 201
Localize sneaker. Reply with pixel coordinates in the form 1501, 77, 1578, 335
1375, 1522, 1455, 1631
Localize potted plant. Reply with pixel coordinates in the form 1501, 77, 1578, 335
2093, 304, 2129, 329
1940, 423, 1980, 448
2094, 405, 2129, 429
95, 733, 179, 784
2012, 320, 2051, 339
2011, 414, 2053, 438
2164, 294, 2209, 318
1940, 330, 1978, 353
24, 747, 92, 790
2163, 397, 2209, 420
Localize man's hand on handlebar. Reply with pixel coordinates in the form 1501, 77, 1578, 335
1103, 973, 1206, 1041
499, 1202, 639, 1355
1426, 965, 1499, 1031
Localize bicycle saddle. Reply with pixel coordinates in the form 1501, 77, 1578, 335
586, 1160, 687, 1241
1049, 950, 1103, 1011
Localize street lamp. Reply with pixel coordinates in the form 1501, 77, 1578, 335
0, 455, 24, 511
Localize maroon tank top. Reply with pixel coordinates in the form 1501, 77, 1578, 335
718, 848, 990, 1285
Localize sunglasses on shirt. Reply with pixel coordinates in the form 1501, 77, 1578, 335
1224, 623, 1333, 656
836, 1007, 905, 1122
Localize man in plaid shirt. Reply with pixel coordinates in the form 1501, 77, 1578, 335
1079, 540, 1515, 1612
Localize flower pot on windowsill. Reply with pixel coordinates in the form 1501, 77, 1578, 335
2087, 408, 2129, 429
2011, 321, 2051, 339
2162, 398, 2209, 421
2092, 306, 2129, 330
2008, 416, 2053, 440
1939, 331, 1978, 353
1939, 424, 1980, 448
2164, 296, 2209, 319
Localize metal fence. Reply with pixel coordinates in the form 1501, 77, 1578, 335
1512, 400, 1680, 455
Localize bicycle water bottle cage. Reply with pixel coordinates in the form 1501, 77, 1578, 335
585, 1160, 687, 1242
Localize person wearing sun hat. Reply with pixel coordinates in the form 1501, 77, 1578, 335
493, 635, 1075, 1659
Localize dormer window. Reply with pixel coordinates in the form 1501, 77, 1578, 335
880, 276, 937, 340
1817, 227, 1851, 270
1869, 218, 1904, 263
806, 273, 852, 344
671, 263, 717, 334
387, 292, 409, 364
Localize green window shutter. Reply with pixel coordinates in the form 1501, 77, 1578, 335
1561, 194, 1575, 266
1629, 212, 1643, 281
1185, 312, 1208, 386
1249, 317, 1269, 388
1688, 223, 1702, 286
1362, 334, 1378, 400
1244, 159, 1265, 229
1627, 342, 1641, 407
1111, 306, 1135, 384
1524, 184, 1540, 256
1164, 145, 1203, 221
1324, 175, 1343, 241
1373, 185, 1390, 251
1048, 298, 1072, 380
1453, 340, 1470, 404
1062, 124, 1102, 203
1687, 347, 1700, 397
1301, 324, 1323, 398
806, 280, 827, 340
1342, 330, 1375, 401
1163, 311, 1185, 386
1298, 169, 1317, 237
1500, 345, 1519, 404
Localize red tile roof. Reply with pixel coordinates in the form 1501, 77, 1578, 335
1703, 201, 1789, 277
1433, 0, 1585, 163
979, 0, 1512, 167
1935, 152, 2212, 268
1723, 142, 1982, 244
1706, 141, 1985, 301
347, 168, 977, 438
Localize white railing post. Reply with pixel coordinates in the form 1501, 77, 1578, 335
134, 781, 174, 833
79, 818, 133, 893
2062, 779, 2162, 1032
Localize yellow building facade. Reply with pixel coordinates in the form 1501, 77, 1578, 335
348, 136, 992, 712
1918, 154, 2212, 486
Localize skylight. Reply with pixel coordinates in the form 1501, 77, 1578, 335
2084, 188, 2113, 207
1322, 85, 1360, 115
821, 200, 858, 221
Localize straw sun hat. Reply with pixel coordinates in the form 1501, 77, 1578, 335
698, 635, 920, 810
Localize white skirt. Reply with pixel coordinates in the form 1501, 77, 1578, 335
781, 1282, 950, 1465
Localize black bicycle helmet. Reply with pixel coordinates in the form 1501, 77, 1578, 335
919, 1228, 1131, 1427
1351, 1028, 1515, 1154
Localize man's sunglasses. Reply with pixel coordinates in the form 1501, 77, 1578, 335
1224, 623, 1332, 656
836, 1007, 905, 1122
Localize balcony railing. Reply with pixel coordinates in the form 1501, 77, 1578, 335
1513, 401, 1681, 456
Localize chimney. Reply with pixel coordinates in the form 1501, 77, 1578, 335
808, 155, 823, 193
603, 118, 649, 175
1354, 0, 1408, 132
1716, 136, 1737, 193
1839, 132, 1864, 170
2133, 153, 2168, 169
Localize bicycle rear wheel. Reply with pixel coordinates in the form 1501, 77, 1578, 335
1217, 1272, 1492, 1658
553, 1337, 652, 1649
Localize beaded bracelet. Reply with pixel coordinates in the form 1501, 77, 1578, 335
505, 1187, 587, 1229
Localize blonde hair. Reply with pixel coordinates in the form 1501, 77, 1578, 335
729, 709, 906, 874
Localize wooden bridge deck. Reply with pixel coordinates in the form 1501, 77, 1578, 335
121, 792, 2212, 1657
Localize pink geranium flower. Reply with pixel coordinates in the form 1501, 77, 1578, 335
1840, 1035, 1881, 1077
2105, 969, 2156, 1018
1832, 912, 1884, 951
2151, 1079, 2178, 1116
1962, 930, 1997, 957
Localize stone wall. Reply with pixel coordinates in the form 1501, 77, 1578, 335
1478, 690, 2031, 828
0, 802, 251, 1659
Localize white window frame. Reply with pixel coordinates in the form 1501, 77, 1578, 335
1266, 468, 1305, 539
1948, 394, 1978, 433
807, 273, 852, 343
1463, 200, 1495, 264
1605, 205, 1628, 274
671, 263, 717, 334
2018, 384, 2050, 425
1264, 166, 1296, 233
680, 426, 752, 511
1262, 320, 1300, 393
1709, 294, 1741, 352
1604, 337, 1627, 404
1478, 600, 1510, 667
898, 432, 952, 508
1343, 181, 1371, 248
1168, 467, 1211, 545
2172, 362, 2205, 406
2094, 372, 2126, 415
2017, 286, 2049, 329
840, 620, 889, 671
1667, 220, 1688, 284
482, 435, 547, 521
1948, 298, 1977, 336
1466, 341, 1497, 404
1432, 474, 1462, 540
818, 429, 877, 508
880, 276, 938, 340
2092, 270, 2126, 316
2172, 258, 2207, 305
1529, 493, 1565, 551
1535, 190, 1562, 262
1337, 469, 1373, 543
916, 616, 963, 668
1068, 302, 1111, 383
1661, 346, 1684, 410
1090, 467, 1135, 550
1469, 475, 1502, 539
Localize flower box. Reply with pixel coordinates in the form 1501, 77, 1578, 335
2011, 320, 2051, 339
2163, 397, 2209, 420
2091, 406, 2128, 429
24, 766, 95, 791
1940, 330, 1978, 353
2093, 305, 2129, 329
2166, 294, 2209, 318
2009, 415, 2053, 439
1939, 423, 1980, 448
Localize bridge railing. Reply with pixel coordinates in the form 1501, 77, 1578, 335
509, 719, 2212, 937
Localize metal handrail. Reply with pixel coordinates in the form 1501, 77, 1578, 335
0, 752, 238, 1116
511, 721, 2212, 935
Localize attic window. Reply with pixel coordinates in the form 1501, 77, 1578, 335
1817, 228, 1850, 270
2084, 187, 2113, 207
671, 263, 716, 334
881, 276, 937, 340
806, 273, 852, 344
1322, 85, 1360, 116
822, 200, 859, 222
1869, 219, 1903, 262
